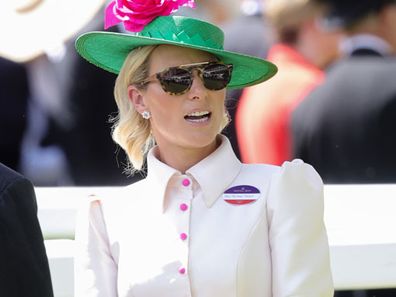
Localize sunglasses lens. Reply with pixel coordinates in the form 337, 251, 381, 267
202, 63, 232, 91
158, 67, 192, 94
154, 62, 232, 95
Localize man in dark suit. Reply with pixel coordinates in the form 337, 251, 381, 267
291, 0, 396, 184
0, 162, 53, 297
291, 2, 396, 296
0, 57, 29, 171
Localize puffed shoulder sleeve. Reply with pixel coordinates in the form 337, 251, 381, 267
74, 195, 117, 297
267, 159, 334, 297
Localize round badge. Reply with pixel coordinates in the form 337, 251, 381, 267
223, 185, 260, 205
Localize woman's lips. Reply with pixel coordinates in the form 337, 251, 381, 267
184, 111, 211, 123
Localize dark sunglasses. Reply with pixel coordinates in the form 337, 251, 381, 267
139, 61, 233, 95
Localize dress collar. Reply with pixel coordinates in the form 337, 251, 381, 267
186, 135, 242, 208
146, 135, 242, 210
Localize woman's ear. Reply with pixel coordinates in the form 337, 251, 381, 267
128, 85, 148, 114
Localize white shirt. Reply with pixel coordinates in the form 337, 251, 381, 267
75, 135, 334, 297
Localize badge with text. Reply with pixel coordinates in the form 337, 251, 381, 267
223, 185, 260, 205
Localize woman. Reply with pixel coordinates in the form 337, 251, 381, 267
74, 1, 334, 296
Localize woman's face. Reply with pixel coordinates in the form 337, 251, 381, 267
130, 45, 227, 157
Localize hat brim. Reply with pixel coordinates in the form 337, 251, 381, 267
75, 31, 277, 89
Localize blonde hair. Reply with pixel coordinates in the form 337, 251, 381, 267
111, 45, 230, 173
111, 46, 157, 173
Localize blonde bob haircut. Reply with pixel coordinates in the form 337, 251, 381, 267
111, 45, 230, 173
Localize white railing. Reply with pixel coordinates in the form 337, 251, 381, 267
36, 185, 396, 297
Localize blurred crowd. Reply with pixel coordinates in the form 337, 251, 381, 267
1, 0, 396, 191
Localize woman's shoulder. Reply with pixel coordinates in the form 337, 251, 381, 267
77, 177, 154, 225
80, 177, 150, 208
242, 159, 321, 184
240, 161, 279, 177
238, 159, 322, 200
266, 159, 324, 212
275, 159, 323, 190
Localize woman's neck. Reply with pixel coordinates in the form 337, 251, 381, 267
155, 138, 220, 173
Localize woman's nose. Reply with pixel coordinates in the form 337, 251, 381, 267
188, 70, 207, 99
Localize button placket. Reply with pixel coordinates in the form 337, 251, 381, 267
179, 203, 189, 211
176, 175, 193, 276
182, 177, 191, 187
180, 232, 188, 241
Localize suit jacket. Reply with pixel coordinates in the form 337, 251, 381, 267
291, 49, 396, 183
0, 163, 53, 297
75, 136, 333, 297
0, 58, 29, 170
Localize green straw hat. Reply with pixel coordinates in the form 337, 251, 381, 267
75, 15, 277, 89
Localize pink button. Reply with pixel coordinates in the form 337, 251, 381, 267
180, 233, 188, 241
178, 267, 186, 275
180, 203, 188, 211
182, 178, 190, 187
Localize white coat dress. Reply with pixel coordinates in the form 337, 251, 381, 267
74, 135, 334, 297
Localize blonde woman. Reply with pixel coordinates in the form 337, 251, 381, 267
74, 1, 334, 296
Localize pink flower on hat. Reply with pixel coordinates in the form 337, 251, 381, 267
105, 0, 195, 32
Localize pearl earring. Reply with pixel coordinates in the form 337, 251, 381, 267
141, 111, 151, 119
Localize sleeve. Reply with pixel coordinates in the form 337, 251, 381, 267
74, 195, 118, 297
267, 159, 334, 297
0, 177, 54, 297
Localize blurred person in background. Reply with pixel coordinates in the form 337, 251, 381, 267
221, 0, 274, 158
0, 0, 103, 186
177, 0, 240, 25
1, 0, 139, 186
0, 58, 29, 171
236, 0, 341, 165
20, 52, 75, 186
51, 10, 143, 186
291, 0, 396, 186
291, 1, 396, 296
0, 162, 53, 297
